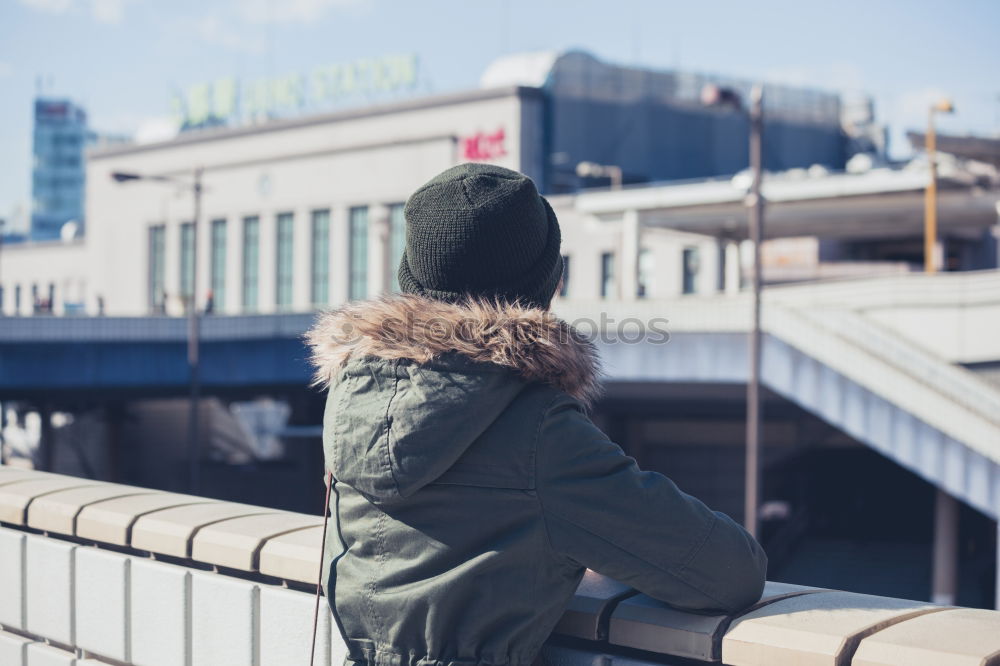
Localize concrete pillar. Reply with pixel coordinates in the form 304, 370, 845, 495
292, 206, 312, 311
258, 212, 276, 313
368, 204, 390, 297
620, 209, 640, 300
724, 239, 742, 294
932, 489, 959, 606
331, 207, 349, 306
0, 403, 7, 465
38, 405, 54, 472
933, 239, 946, 273
995, 519, 1000, 610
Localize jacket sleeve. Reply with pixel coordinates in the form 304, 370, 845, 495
535, 395, 767, 613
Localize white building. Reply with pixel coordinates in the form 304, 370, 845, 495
4, 50, 908, 317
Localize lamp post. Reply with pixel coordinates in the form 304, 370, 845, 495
576, 161, 623, 189
924, 99, 955, 274
702, 83, 765, 538
112, 168, 204, 493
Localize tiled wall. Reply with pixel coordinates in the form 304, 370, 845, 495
0, 528, 344, 666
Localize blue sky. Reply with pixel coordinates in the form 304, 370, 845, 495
2, 0, 999, 226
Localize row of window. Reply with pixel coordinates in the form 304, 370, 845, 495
34, 156, 82, 169
591, 245, 699, 299
1, 244, 702, 316
0, 283, 57, 314
33, 176, 83, 189
148, 204, 408, 313
35, 133, 85, 149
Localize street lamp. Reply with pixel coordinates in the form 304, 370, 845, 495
112, 168, 205, 493
702, 82, 765, 538
576, 161, 623, 190
924, 99, 955, 274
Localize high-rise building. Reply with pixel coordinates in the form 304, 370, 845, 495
31, 98, 89, 241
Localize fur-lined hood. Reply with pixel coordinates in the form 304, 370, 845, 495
305, 294, 602, 406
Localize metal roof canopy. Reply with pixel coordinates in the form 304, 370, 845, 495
908, 131, 1000, 168
574, 169, 999, 240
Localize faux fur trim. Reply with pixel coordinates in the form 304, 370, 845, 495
305, 294, 602, 406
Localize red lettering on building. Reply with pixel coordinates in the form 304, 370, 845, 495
461, 127, 507, 161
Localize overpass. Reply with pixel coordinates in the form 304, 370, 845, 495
0, 313, 315, 398
2, 467, 1000, 666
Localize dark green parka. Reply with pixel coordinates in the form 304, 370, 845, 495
307, 295, 767, 666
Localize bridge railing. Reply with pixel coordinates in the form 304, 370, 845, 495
1, 467, 998, 666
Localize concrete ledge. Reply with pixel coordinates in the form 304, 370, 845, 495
0, 468, 54, 487
190, 513, 322, 572
27, 485, 154, 536
722, 590, 947, 666
0, 478, 99, 525
553, 570, 636, 641
608, 581, 821, 661
258, 524, 324, 584
3, 467, 1000, 666
76, 493, 210, 545
852, 607, 1000, 666
131, 502, 277, 558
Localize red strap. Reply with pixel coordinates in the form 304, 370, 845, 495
310, 470, 334, 666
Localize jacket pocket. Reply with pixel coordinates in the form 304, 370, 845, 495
432, 462, 534, 490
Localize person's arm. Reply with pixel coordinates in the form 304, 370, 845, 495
536, 395, 767, 613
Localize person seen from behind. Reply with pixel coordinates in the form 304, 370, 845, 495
306, 163, 767, 666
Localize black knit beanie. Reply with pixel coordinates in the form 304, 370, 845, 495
397, 163, 563, 309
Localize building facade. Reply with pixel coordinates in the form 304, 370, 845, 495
5, 51, 992, 318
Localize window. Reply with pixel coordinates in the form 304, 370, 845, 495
148, 225, 166, 313
682, 246, 700, 295
14, 285, 21, 315
180, 222, 195, 310
559, 255, 570, 298
600, 252, 615, 299
388, 203, 406, 291
349, 206, 368, 301
311, 209, 330, 306
210, 219, 226, 312
275, 212, 294, 309
637, 248, 652, 298
242, 216, 260, 310
0, 286, 4, 312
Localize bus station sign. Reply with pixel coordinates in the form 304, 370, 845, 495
171, 53, 420, 128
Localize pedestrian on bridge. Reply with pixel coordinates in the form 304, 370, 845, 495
306, 163, 767, 666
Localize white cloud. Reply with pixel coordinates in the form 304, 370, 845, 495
134, 116, 180, 144
17, 0, 134, 23
89, 0, 132, 24
17, 0, 74, 14
237, 0, 370, 24
194, 15, 265, 54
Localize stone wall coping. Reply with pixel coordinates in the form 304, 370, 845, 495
2, 467, 999, 666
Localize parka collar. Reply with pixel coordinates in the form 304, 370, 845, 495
305, 294, 602, 407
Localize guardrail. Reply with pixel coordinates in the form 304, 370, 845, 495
1, 467, 999, 666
